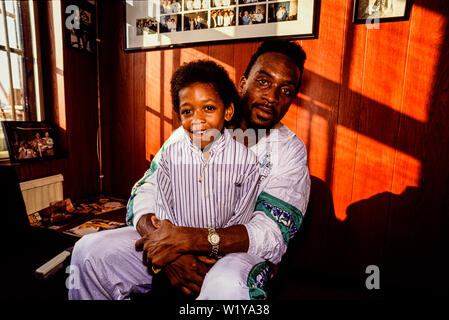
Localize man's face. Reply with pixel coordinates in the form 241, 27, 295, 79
239, 52, 300, 129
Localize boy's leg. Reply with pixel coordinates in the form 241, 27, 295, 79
68, 226, 153, 300
197, 253, 272, 300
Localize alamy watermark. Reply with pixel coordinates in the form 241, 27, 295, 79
365, 265, 380, 290
65, 265, 80, 290
169, 128, 280, 166
365, 6, 381, 30
65, 5, 81, 30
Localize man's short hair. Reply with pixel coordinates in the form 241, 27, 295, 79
243, 39, 306, 89
170, 60, 239, 116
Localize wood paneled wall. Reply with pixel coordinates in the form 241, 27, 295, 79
11, 0, 445, 293
14, 0, 100, 201
99, 0, 449, 291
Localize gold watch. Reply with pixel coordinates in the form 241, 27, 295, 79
207, 228, 220, 258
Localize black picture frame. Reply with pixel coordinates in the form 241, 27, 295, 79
124, 0, 319, 52
353, 0, 414, 24
1, 121, 59, 162
65, 0, 96, 54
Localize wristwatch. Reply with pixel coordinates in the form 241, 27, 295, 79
207, 227, 220, 258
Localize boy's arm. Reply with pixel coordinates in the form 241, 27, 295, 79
126, 126, 185, 230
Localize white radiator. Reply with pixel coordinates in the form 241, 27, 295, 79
19, 174, 64, 215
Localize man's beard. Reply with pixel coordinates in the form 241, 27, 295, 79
241, 100, 277, 130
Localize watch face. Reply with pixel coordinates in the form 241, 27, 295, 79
209, 233, 220, 245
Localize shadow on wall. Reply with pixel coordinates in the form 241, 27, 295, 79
269, 0, 449, 300
269, 175, 448, 300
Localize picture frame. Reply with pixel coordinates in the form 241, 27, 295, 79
66, 0, 96, 54
124, 0, 318, 52
1, 121, 59, 162
352, 0, 414, 24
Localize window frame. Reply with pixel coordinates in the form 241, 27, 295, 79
1, 0, 42, 160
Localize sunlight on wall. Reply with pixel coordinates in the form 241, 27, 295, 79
145, 110, 160, 162
145, 51, 162, 162
52, 0, 66, 130
145, 51, 161, 114
308, 114, 329, 180
330, 125, 421, 221
282, 103, 298, 133
332, 125, 358, 221
400, 7, 442, 124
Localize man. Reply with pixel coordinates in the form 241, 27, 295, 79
211, 11, 218, 28
217, 11, 224, 27
254, 9, 264, 23
69, 40, 310, 300
242, 10, 251, 25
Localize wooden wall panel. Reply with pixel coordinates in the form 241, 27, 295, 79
383, 2, 442, 289
15, 1, 99, 202
347, 15, 412, 276
294, 0, 348, 274
133, 52, 148, 179
94, 0, 449, 293
100, 0, 135, 197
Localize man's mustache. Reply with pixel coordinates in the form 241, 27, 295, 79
252, 102, 277, 116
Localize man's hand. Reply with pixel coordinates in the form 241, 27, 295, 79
135, 219, 189, 268
164, 254, 216, 296
136, 213, 157, 237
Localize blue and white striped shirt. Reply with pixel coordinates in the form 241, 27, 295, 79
155, 129, 260, 228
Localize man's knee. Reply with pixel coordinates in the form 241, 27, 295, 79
71, 231, 117, 269
198, 254, 255, 300
199, 266, 248, 299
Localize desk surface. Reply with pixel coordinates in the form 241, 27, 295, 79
50, 207, 127, 233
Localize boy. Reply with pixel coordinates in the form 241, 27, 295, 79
149, 60, 260, 269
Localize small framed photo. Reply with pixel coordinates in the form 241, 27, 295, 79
1, 121, 59, 162
353, 0, 414, 24
65, 0, 96, 53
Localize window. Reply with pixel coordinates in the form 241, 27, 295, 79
0, 0, 41, 159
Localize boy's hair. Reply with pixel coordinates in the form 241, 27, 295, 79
170, 60, 240, 118
243, 40, 307, 90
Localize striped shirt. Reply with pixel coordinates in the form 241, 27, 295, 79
155, 129, 260, 228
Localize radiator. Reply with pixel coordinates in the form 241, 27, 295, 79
19, 174, 64, 215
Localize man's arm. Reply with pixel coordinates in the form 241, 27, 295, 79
136, 213, 156, 236
129, 127, 215, 295
136, 221, 249, 268
244, 138, 310, 263
138, 136, 311, 267
136, 214, 216, 296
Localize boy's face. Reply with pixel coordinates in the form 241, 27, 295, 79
179, 82, 234, 149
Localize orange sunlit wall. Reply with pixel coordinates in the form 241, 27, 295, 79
99, 0, 447, 265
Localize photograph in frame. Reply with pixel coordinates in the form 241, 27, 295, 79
1, 121, 59, 162
124, 0, 318, 51
353, 0, 414, 24
66, 0, 96, 53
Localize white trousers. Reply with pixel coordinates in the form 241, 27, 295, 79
68, 226, 269, 300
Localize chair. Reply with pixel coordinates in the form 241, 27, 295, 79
0, 165, 78, 300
